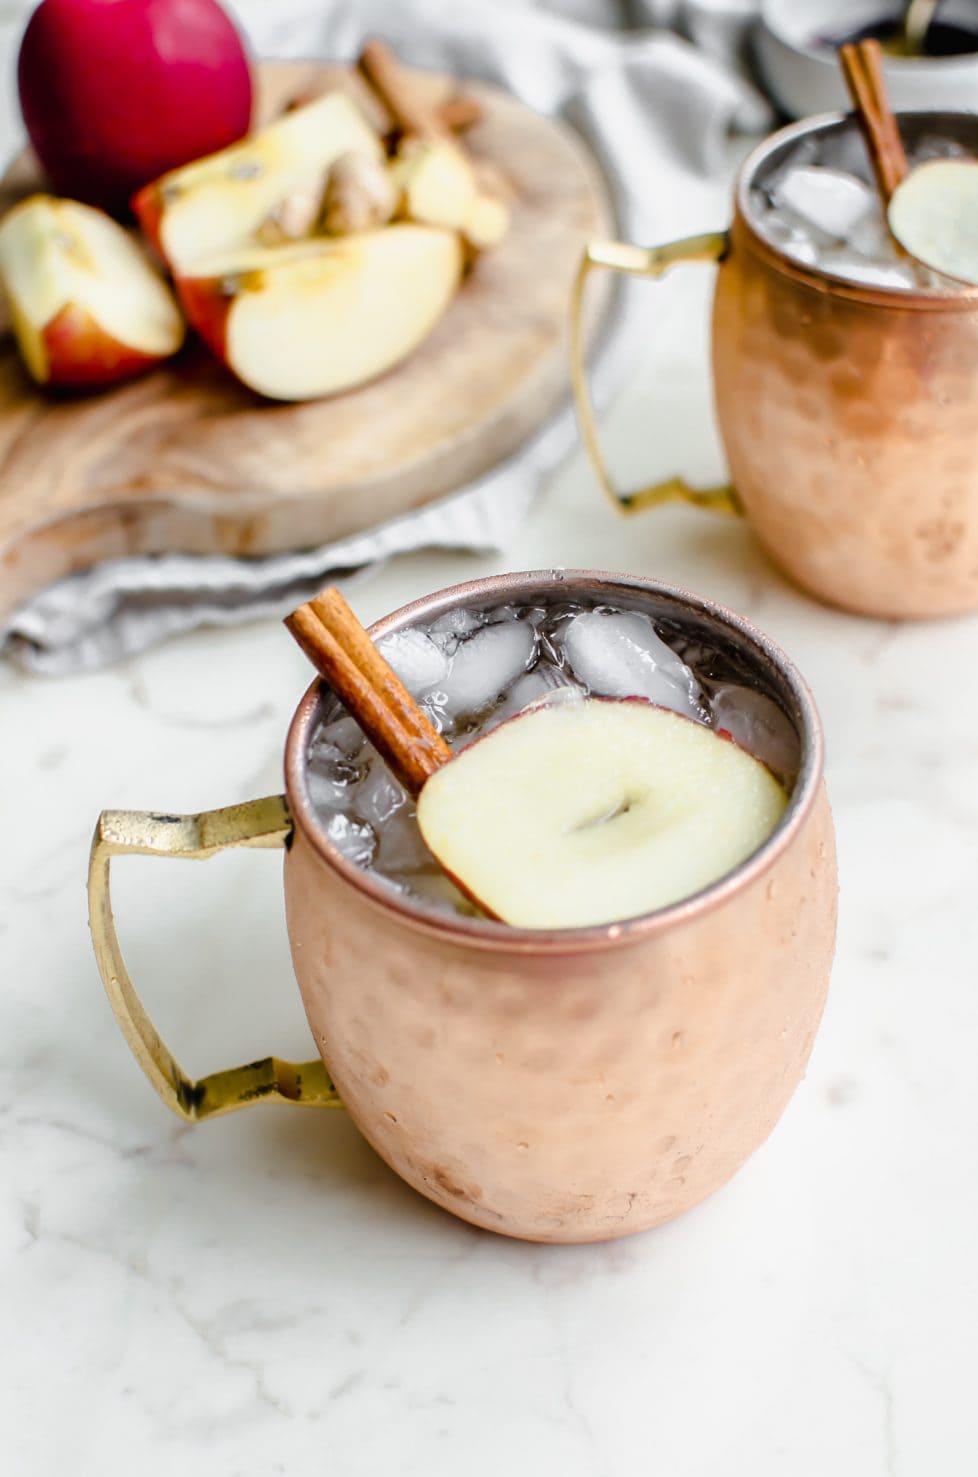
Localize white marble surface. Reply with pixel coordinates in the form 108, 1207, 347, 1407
3, 16, 978, 1477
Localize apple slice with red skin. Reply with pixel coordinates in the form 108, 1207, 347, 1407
416, 696, 789, 929
176, 224, 463, 401
0, 194, 185, 389
133, 90, 383, 273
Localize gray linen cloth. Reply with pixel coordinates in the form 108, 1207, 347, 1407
1, 0, 771, 673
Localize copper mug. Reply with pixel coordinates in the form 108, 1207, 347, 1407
88, 570, 838, 1244
572, 111, 978, 620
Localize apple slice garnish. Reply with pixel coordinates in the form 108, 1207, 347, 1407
415, 697, 788, 929
177, 224, 462, 400
0, 193, 185, 388
887, 159, 978, 287
132, 90, 383, 273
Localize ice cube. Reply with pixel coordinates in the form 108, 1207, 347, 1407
772, 166, 875, 240
814, 129, 873, 180
487, 664, 581, 727
306, 734, 361, 811
782, 238, 819, 265
324, 813, 376, 867
710, 685, 799, 786
419, 695, 455, 737
847, 212, 893, 259
818, 250, 918, 290
441, 619, 537, 718
319, 714, 365, 757
401, 868, 480, 916
373, 805, 435, 873
308, 733, 354, 773
428, 606, 486, 656
758, 201, 833, 251
911, 136, 967, 165
307, 764, 354, 813
559, 610, 706, 720
356, 763, 408, 828
377, 627, 449, 696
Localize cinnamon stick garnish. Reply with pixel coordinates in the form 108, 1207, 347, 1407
286, 587, 451, 797
358, 38, 446, 139
838, 39, 909, 204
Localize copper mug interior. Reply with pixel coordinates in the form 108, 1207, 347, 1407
573, 111, 978, 620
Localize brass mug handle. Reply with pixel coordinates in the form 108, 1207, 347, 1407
570, 232, 742, 517
87, 795, 342, 1122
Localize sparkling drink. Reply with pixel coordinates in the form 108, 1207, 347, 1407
306, 594, 799, 919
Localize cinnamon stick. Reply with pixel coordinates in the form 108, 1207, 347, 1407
285, 587, 451, 797
283, 83, 480, 135
838, 39, 909, 204
358, 38, 445, 139
437, 95, 483, 133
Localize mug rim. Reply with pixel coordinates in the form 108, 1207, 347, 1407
734, 109, 978, 309
283, 570, 826, 955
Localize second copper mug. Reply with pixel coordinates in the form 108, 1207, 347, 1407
88, 571, 838, 1244
572, 110, 978, 620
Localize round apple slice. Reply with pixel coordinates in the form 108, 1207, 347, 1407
887, 160, 978, 287
416, 697, 789, 929
178, 225, 462, 401
0, 194, 184, 387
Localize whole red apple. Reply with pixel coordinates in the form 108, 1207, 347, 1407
18, 0, 253, 215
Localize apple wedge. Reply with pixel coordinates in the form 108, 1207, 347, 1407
0, 193, 184, 388
132, 90, 383, 273
394, 138, 478, 228
393, 137, 511, 251
416, 697, 788, 929
888, 159, 978, 287
177, 224, 462, 400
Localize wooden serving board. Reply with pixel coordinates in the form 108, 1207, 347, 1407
0, 61, 614, 623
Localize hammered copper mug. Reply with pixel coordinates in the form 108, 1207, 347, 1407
88, 570, 838, 1244
572, 111, 978, 619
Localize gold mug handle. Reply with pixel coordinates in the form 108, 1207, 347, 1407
87, 795, 342, 1122
570, 232, 742, 517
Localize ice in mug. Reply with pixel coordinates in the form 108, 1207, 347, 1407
751, 129, 973, 290
305, 596, 799, 922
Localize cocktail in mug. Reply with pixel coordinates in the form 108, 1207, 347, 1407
572, 111, 978, 619
89, 571, 838, 1243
